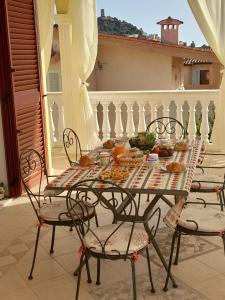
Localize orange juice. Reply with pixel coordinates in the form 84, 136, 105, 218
113, 143, 126, 163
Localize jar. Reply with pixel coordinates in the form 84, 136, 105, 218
113, 143, 126, 163
99, 152, 110, 166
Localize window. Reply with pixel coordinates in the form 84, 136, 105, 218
200, 70, 209, 84
47, 71, 62, 92
192, 69, 209, 85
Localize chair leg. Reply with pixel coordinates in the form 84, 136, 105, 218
50, 225, 56, 254
218, 192, 224, 211
69, 226, 73, 232
131, 258, 137, 300
163, 231, 177, 292
222, 190, 225, 208
28, 226, 41, 280
96, 257, 101, 285
94, 213, 99, 227
174, 232, 181, 265
85, 253, 92, 283
147, 194, 150, 202
146, 247, 155, 293
76, 252, 85, 300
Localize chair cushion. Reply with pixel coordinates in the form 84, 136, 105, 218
178, 206, 225, 233
191, 174, 224, 191
39, 200, 95, 222
83, 223, 149, 256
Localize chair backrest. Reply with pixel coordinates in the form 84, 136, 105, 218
63, 128, 82, 165
146, 117, 186, 140
19, 149, 47, 219
66, 179, 139, 259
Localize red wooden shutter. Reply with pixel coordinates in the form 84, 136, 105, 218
4, 0, 46, 194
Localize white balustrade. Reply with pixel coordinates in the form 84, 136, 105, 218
47, 90, 219, 151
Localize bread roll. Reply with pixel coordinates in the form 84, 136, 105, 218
166, 162, 185, 172
79, 155, 94, 166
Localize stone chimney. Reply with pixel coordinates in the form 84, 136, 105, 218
157, 16, 183, 45
101, 9, 105, 17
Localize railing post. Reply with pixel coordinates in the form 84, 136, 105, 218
187, 100, 197, 140
164, 102, 171, 139
102, 102, 111, 140
201, 100, 210, 144
92, 101, 100, 141
138, 102, 146, 132
126, 101, 135, 137
150, 102, 158, 137
176, 102, 184, 139
115, 102, 123, 138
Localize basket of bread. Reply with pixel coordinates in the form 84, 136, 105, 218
164, 162, 186, 173
99, 165, 129, 180
117, 149, 145, 167
174, 140, 189, 151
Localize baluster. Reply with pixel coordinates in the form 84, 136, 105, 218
150, 102, 158, 137
187, 101, 197, 140
176, 102, 184, 139
102, 102, 111, 140
126, 101, 135, 137
50, 102, 59, 145
201, 100, 210, 144
164, 102, 171, 140
115, 102, 123, 138
57, 104, 65, 146
92, 101, 100, 142
138, 102, 146, 132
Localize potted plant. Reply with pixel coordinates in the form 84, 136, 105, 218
0, 182, 5, 200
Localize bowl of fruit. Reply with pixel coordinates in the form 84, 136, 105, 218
152, 143, 174, 158
129, 132, 156, 152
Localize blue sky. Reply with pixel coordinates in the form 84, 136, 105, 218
96, 0, 207, 47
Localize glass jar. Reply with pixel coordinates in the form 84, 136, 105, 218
113, 142, 126, 163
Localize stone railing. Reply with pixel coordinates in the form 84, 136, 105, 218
47, 89, 219, 150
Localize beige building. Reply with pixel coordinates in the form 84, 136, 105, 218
47, 17, 221, 92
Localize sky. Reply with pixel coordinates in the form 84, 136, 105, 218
96, 0, 207, 47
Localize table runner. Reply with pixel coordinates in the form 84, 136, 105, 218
46, 140, 202, 196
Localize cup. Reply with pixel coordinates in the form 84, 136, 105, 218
99, 152, 110, 166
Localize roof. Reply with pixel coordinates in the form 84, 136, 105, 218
184, 58, 212, 65
98, 34, 219, 63
157, 16, 183, 25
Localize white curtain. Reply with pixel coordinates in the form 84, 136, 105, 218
68, 0, 98, 149
188, 0, 225, 150
36, 0, 55, 87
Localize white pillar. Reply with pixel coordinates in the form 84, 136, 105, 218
126, 101, 135, 137
138, 102, 146, 132
176, 102, 184, 139
115, 102, 123, 138
201, 100, 210, 144
92, 101, 100, 142
188, 101, 197, 140
102, 102, 111, 140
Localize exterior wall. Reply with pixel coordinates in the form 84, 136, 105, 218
0, 106, 8, 192
184, 63, 221, 90
89, 43, 173, 91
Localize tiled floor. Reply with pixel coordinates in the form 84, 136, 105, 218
0, 154, 225, 299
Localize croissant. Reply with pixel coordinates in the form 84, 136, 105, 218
79, 155, 94, 166
166, 162, 185, 172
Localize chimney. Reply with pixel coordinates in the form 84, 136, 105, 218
157, 16, 183, 45
101, 9, 105, 17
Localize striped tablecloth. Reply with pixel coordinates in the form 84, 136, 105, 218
46, 140, 202, 196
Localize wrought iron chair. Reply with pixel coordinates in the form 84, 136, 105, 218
163, 197, 225, 291
146, 117, 186, 140
191, 153, 225, 210
19, 149, 97, 281
66, 179, 161, 300
63, 128, 90, 166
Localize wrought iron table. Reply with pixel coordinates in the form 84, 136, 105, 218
45, 139, 202, 288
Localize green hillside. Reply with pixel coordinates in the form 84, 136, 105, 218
98, 16, 144, 37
